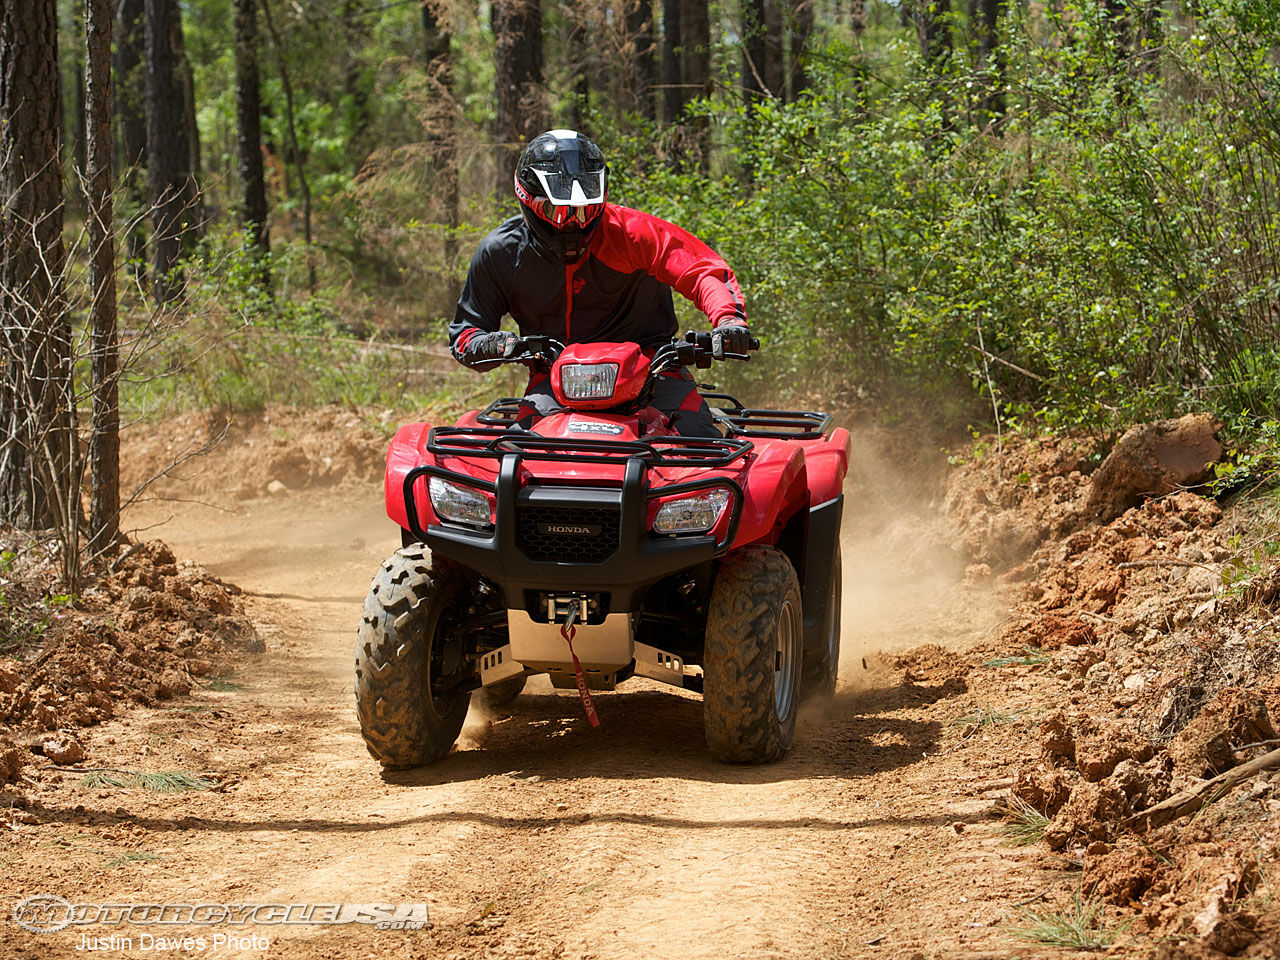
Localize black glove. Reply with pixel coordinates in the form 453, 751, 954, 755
711, 323, 752, 360
462, 330, 519, 366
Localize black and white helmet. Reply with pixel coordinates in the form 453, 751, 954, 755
514, 129, 608, 262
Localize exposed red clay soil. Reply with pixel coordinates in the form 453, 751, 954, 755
0, 537, 260, 792
1, 408, 1276, 959
946, 422, 1280, 958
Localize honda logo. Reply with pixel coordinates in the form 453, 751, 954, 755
537, 523, 601, 536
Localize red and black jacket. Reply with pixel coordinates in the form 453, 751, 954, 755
449, 204, 747, 360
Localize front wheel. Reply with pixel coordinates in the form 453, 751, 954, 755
703, 546, 804, 763
354, 546, 471, 768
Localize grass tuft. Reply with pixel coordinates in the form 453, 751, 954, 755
1007, 892, 1130, 950
983, 647, 1048, 668
999, 794, 1052, 846
952, 707, 1022, 728
105, 851, 164, 867
79, 770, 217, 793
202, 676, 242, 692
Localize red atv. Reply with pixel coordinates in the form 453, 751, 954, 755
355, 332, 849, 765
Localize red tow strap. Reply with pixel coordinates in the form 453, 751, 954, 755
560, 620, 600, 728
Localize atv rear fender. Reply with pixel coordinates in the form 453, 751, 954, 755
739, 428, 848, 662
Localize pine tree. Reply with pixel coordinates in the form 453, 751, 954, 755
86, 0, 120, 557
0, 0, 75, 534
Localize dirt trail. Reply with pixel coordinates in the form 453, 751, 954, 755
1, 437, 1069, 960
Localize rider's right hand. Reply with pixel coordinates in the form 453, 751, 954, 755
463, 330, 520, 365
711, 323, 752, 360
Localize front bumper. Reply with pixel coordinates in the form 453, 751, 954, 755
408, 454, 742, 613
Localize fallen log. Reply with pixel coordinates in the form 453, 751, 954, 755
1125, 747, 1280, 832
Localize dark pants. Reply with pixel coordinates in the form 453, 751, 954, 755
517, 370, 719, 437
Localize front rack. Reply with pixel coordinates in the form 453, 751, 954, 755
477, 397, 525, 426
428, 426, 753, 469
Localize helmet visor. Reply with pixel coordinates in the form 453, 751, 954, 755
532, 168, 606, 206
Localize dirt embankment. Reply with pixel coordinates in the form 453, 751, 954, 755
943, 416, 1280, 957
0, 539, 261, 794
120, 403, 390, 503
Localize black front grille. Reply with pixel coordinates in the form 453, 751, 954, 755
517, 503, 620, 563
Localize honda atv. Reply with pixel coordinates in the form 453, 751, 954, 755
355, 332, 850, 766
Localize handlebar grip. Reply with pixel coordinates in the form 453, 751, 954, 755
748, 337, 760, 351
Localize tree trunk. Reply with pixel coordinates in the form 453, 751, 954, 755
342, 0, 370, 168
916, 0, 952, 67
86, 0, 120, 559
850, 0, 867, 36
0, 0, 75, 541
627, 0, 656, 121
71, 5, 88, 180
145, 0, 197, 302
742, 0, 768, 100
422, 0, 458, 267
661, 0, 683, 124
492, 0, 545, 200
260, 0, 314, 290
114, 0, 147, 272
976, 0, 1004, 117
787, 0, 812, 99
679, 0, 710, 168
567, 0, 589, 129
178, 29, 202, 212
235, 0, 269, 268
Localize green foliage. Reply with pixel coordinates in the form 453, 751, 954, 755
0, 578, 77, 657
597, 1, 1280, 428
1212, 416, 1280, 494
126, 0, 1280, 430
119, 227, 474, 417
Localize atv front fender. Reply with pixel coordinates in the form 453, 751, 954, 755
386, 422, 435, 532
729, 442, 809, 551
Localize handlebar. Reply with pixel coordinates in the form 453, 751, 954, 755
493, 331, 759, 373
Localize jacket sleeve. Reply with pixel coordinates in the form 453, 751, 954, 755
449, 241, 510, 363
618, 209, 747, 327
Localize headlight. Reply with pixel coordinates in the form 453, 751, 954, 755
652, 488, 732, 535
428, 477, 492, 527
559, 362, 618, 400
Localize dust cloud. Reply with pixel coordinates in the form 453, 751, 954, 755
836, 427, 1002, 685
457, 696, 498, 750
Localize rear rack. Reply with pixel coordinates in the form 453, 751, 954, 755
703, 394, 833, 440
428, 426, 753, 469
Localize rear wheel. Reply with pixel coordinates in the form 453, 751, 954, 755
354, 546, 471, 768
703, 546, 803, 763
802, 548, 842, 699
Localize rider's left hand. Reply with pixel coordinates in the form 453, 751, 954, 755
711, 322, 752, 360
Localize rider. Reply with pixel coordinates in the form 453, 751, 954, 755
448, 129, 752, 438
